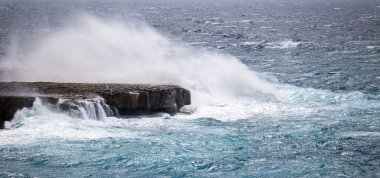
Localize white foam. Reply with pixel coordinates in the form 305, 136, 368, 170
240, 19, 252, 24
1, 83, 379, 146
0, 100, 150, 145
367, 46, 380, 49
266, 40, 300, 49
242, 41, 256, 46
0, 99, 204, 146
341, 131, 380, 138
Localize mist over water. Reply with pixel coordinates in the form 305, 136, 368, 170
0, 1, 379, 177
1, 14, 276, 104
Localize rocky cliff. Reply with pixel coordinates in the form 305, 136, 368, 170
0, 82, 191, 129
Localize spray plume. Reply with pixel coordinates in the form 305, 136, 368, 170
0, 14, 276, 104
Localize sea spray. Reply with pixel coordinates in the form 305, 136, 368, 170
0, 1, 379, 176
5, 97, 114, 129
0, 14, 276, 104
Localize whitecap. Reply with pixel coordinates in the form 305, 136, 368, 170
341, 131, 380, 138
367, 46, 380, 49
240, 19, 252, 24
266, 40, 301, 49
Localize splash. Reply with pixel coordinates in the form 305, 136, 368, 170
0, 14, 276, 104
0, 97, 143, 145
5, 97, 114, 129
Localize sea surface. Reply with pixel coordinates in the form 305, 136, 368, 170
0, 0, 379, 177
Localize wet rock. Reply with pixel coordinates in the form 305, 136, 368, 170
0, 96, 59, 128
0, 82, 191, 128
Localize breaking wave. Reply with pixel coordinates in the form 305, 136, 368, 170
0, 14, 276, 104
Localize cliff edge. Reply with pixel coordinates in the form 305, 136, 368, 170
0, 82, 191, 129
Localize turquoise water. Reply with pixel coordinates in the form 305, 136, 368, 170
0, 0, 380, 177
1, 85, 379, 177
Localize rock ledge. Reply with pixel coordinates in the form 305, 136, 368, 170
0, 82, 191, 128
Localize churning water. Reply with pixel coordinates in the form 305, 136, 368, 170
0, 0, 379, 177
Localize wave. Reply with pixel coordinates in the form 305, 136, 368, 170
1, 84, 378, 146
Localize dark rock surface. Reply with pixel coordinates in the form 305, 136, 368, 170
0, 82, 191, 128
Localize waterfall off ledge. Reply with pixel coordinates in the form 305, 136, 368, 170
0, 82, 191, 129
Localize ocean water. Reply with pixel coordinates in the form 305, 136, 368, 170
0, 0, 380, 177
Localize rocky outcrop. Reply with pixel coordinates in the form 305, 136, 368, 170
0, 82, 191, 129
0, 96, 59, 128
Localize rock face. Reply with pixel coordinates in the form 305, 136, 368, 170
0, 82, 191, 129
